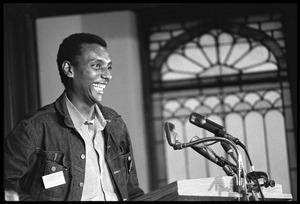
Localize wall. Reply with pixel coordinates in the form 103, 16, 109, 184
36, 11, 149, 193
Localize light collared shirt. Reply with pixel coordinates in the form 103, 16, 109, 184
65, 93, 118, 201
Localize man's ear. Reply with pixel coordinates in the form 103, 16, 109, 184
62, 61, 74, 78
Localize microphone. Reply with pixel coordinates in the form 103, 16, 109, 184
219, 156, 245, 178
164, 122, 241, 177
222, 165, 236, 176
190, 136, 224, 167
164, 122, 180, 149
189, 113, 243, 160
190, 136, 240, 177
189, 112, 226, 137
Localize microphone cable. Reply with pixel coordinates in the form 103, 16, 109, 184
243, 148, 265, 201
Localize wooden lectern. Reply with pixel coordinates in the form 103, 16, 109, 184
135, 176, 293, 201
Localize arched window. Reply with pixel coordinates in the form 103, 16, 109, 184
147, 13, 295, 195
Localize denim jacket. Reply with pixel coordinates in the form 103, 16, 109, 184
4, 92, 144, 201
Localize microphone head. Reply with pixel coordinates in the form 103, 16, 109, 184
189, 113, 206, 127
189, 112, 226, 136
164, 122, 177, 147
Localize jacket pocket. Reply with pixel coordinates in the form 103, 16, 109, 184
109, 151, 131, 185
36, 150, 70, 199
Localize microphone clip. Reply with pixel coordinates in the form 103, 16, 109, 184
173, 142, 184, 150
246, 171, 275, 189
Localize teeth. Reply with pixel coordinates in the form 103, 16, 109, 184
93, 83, 106, 93
93, 83, 106, 88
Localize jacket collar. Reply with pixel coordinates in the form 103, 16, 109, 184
54, 91, 119, 128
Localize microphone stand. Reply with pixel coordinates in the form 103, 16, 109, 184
172, 137, 246, 201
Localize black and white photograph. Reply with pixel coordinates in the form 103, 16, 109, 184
4, 3, 297, 201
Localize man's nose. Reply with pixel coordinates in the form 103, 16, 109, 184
101, 69, 112, 80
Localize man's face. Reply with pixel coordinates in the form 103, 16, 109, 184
71, 43, 112, 105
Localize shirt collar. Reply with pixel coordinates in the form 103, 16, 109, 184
94, 103, 107, 131
64, 93, 106, 130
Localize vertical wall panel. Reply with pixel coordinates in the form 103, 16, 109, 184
266, 111, 290, 193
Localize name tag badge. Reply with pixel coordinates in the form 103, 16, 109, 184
42, 170, 66, 189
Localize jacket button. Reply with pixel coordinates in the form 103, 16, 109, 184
51, 166, 56, 172
79, 182, 84, 187
80, 154, 85, 159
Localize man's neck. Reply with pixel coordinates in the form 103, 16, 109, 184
66, 91, 95, 121
75, 103, 95, 121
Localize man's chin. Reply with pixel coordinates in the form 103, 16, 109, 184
92, 95, 103, 104
89, 90, 104, 103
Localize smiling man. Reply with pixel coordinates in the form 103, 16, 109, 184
4, 33, 144, 201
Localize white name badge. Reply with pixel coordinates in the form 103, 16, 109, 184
42, 171, 66, 189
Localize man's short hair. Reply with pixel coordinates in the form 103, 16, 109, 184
56, 33, 107, 87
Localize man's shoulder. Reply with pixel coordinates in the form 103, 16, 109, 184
20, 103, 57, 125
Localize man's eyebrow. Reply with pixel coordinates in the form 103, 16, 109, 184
90, 59, 112, 66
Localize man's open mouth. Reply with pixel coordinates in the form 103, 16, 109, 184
93, 83, 106, 94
